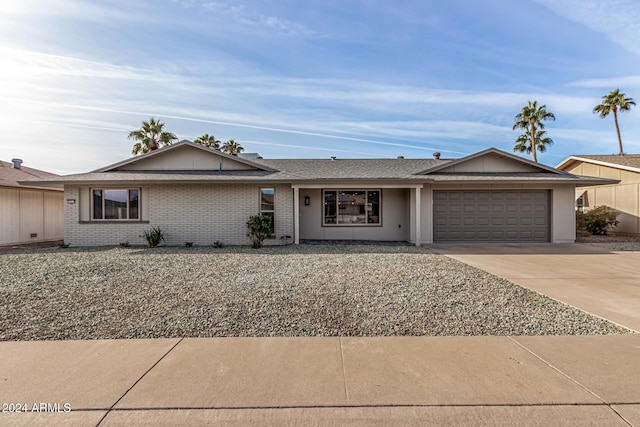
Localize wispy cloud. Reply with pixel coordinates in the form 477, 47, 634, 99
0, 46, 180, 83
535, 0, 640, 56
195, 1, 318, 37
569, 75, 640, 89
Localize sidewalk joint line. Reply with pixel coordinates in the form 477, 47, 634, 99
338, 337, 349, 403
86, 402, 640, 411
507, 336, 633, 427
95, 338, 184, 427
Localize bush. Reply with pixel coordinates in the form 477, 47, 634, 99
246, 214, 273, 249
141, 226, 165, 247
579, 205, 619, 235
184, 242, 193, 248
213, 240, 224, 248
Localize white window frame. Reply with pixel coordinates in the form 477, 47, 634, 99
91, 188, 141, 221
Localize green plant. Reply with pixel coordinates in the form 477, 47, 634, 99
581, 206, 619, 235
213, 240, 224, 248
141, 226, 165, 247
58, 242, 69, 248
246, 214, 273, 248
119, 241, 130, 247
184, 242, 193, 248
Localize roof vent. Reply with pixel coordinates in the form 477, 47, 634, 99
397, 156, 404, 159
11, 158, 23, 169
433, 152, 441, 160
330, 156, 336, 161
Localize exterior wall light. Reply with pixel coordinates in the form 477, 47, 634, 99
304, 196, 310, 206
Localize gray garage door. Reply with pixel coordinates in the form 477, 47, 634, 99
433, 190, 550, 242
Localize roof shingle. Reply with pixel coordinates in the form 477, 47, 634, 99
0, 160, 61, 190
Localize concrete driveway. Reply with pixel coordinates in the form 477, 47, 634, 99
430, 243, 640, 332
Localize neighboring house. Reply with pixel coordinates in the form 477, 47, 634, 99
0, 159, 64, 246
22, 141, 615, 246
557, 155, 640, 235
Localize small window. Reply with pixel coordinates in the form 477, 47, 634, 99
92, 189, 140, 220
260, 188, 275, 234
323, 189, 381, 226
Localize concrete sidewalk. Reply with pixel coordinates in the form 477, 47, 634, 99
431, 243, 640, 332
1, 335, 639, 426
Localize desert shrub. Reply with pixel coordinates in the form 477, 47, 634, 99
213, 240, 224, 248
141, 226, 165, 247
246, 214, 273, 248
581, 205, 619, 235
184, 242, 193, 248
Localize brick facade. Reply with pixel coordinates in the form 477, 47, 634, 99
64, 183, 294, 246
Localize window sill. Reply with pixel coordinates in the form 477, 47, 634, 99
322, 224, 382, 227
79, 220, 150, 224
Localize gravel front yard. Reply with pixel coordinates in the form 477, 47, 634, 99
0, 245, 630, 340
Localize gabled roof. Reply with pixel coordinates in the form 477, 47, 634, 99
556, 155, 640, 174
420, 147, 565, 175
0, 160, 62, 191
19, 144, 617, 187
94, 140, 277, 173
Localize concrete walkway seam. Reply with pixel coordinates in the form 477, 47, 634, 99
96, 338, 185, 427
507, 336, 634, 427
338, 337, 350, 403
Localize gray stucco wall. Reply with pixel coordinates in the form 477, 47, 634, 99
64, 183, 293, 246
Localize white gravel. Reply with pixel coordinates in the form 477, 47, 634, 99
0, 245, 631, 340
584, 242, 640, 252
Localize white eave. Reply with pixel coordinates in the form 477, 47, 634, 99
556, 156, 640, 174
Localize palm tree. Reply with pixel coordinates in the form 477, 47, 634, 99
512, 101, 555, 163
513, 129, 553, 156
221, 139, 244, 156
193, 134, 221, 150
128, 117, 177, 155
593, 89, 635, 156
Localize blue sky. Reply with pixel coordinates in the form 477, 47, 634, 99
1, 0, 639, 174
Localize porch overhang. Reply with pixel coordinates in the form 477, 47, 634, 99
291, 183, 425, 246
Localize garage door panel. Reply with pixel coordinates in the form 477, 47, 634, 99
520, 217, 532, 226
505, 217, 518, 226
534, 217, 547, 226
476, 231, 490, 239
449, 218, 462, 226
477, 218, 490, 226
463, 231, 477, 239
433, 190, 549, 242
